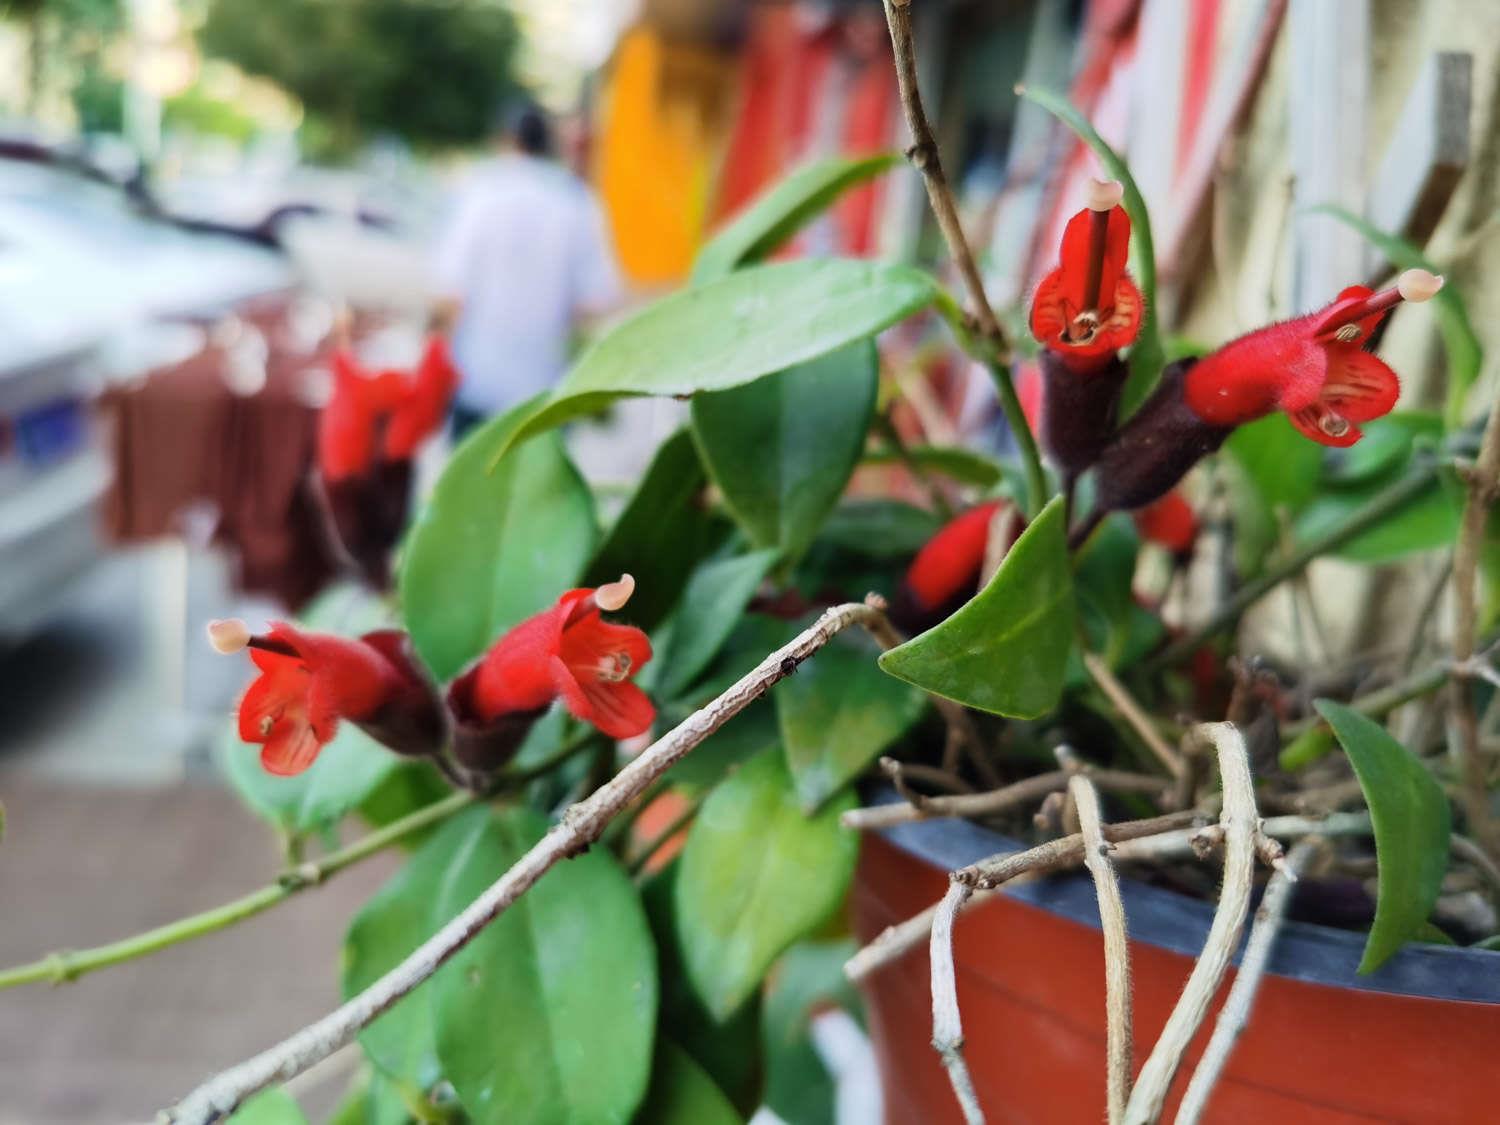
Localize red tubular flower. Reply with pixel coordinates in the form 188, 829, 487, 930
892, 500, 1020, 633
1183, 270, 1441, 447
1133, 490, 1199, 558
1029, 180, 1143, 371
461, 577, 655, 741
317, 350, 408, 482
1027, 180, 1143, 478
219, 620, 443, 776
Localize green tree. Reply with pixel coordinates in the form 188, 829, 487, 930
199, 0, 521, 157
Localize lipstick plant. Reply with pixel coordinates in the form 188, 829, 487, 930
2, 97, 1494, 1125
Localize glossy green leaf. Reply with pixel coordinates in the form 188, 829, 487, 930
1225, 414, 1325, 512
1072, 512, 1158, 670
582, 429, 723, 631
635, 1040, 744, 1125
692, 339, 879, 561
1020, 85, 1162, 414
495, 259, 937, 457
814, 499, 943, 559
356, 760, 452, 844
1323, 413, 1443, 487
861, 443, 1005, 488
666, 699, 783, 795
675, 749, 859, 1020
642, 863, 763, 1113
774, 629, 925, 810
227, 1088, 306, 1124
879, 496, 1074, 717
763, 940, 861, 1125
1317, 701, 1451, 973
433, 807, 656, 1123
324, 1066, 412, 1125
1295, 470, 1460, 563
400, 400, 597, 681
693, 152, 901, 283
344, 806, 491, 1089
1312, 204, 1483, 425
654, 549, 781, 702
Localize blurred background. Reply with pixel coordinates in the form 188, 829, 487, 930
0, 0, 1495, 1121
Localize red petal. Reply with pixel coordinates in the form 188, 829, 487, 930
470, 596, 576, 720
1133, 491, 1199, 554
1320, 348, 1400, 422
1055, 205, 1132, 314
1287, 404, 1362, 447
385, 337, 459, 460
1093, 276, 1144, 353
1029, 269, 1069, 346
552, 655, 656, 739
260, 720, 324, 776
904, 501, 1004, 611
237, 655, 305, 744
1311, 285, 1386, 344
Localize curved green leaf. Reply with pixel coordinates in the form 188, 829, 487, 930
494, 259, 937, 459
860, 443, 1005, 488
400, 400, 597, 681
1295, 469, 1461, 563
1317, 701, 1451, 973
879, 496, 1073, 717
343, 805, 492, 1089
814, 499, 943, 559
635, 1040, 744, 1125
692, 339, 878, 561
227, 1088, 306, 1124
1311, 204, 1482, 425
582, 428, 723, 631
693, 152, 901, 283
433, 807, 657, 1124
675, 749, 858, 1020
763, 940, 860, 1125
654, 549, 781, 702
1019, 85, 1162, 414
774, 629, 925, 810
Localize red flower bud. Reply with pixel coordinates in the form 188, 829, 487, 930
1132, 489, 1199, 558
1029, 182, 1144, 370
892, 500, 1019, 632
1182, 271, 1439, 447
228, 621, 444, 776
385, 337, 460, 461
464, 579, 655, 741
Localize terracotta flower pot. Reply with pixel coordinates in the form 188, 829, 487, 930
851, 813, 1500, 1124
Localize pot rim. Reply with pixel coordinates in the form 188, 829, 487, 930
867, 790, 1500, 1005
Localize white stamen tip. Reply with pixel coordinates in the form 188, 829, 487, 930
1397, 269, 1443, 303
595, 574, 635, 612
207, 618, 251, 654
1085, 178, 1124, 212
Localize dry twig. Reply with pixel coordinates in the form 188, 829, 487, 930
842, 768, 1171, 831
1176, 837, 1322, 1124
1123, 723, 1262, 1124
161, 599, 893, 1124
930, 881, 985, 1124
1070, 775, 1132, 1123
1083, 652, 1185, 778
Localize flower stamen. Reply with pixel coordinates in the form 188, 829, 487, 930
597, 652, 632, 683
1316, 268, 1444, 340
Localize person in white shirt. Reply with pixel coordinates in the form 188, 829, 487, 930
431, 102, 623, 436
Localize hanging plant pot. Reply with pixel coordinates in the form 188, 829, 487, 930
851, 812, 1500, 1124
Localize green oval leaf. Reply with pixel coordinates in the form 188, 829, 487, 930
692, 152, 902, 283
635, 1039, 744, 1125
1019, 85, 1163, 415
763, 940, 860, 1125
654, 549, 781, 703
343, 806, 491, 1089
582, 428, 724, 631
774, 629, 925, 811
860, 443, 1005, 488
400, 401, 597, 681
1316, 700, 1451, 973
433, 807, 657, 1123
814, 499, 943, 559
878, 495, 1074, 717
227, 1088, 306, 1124
692, 339, 878, 561
496, 259, 937, 458
675, 749, 858, 1020
1294, 470, 1461, 563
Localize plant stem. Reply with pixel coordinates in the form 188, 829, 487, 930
1281, 660, 1451, 739
0, 789, 477, 992
1148, 459, 1441, 671
873, 410, 953, 518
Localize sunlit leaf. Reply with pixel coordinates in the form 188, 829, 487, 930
879, 496, 1073, 717
635, 1040, 744, 1125
227, 1087, 306, 1124
492, 259, 937, 458
1317, 701, 1450, 973
653, 549, 781, 703
693, 153, 901, 283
